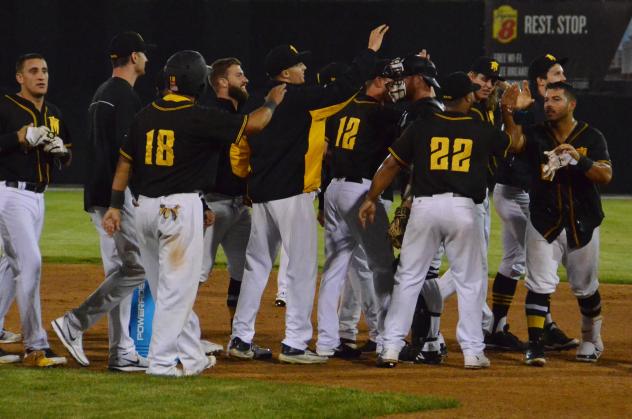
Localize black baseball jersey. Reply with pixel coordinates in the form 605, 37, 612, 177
389, 111, 510, 204
242, 48, 376, 203
327, 94, 402, 180
0, 94, 71, 184
84, 77, 142, 210
524, 121, 610, 248
469, 100, 501, 188
211, 98, 247, 197
120, 94, 247, 198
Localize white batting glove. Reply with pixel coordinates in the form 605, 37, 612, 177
542, 150, 574, 180
42, 136, 69, 157
25, 126, 53, 147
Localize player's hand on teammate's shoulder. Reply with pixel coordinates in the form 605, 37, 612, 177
265, 83, 287, 106
102, 208, 121, 237
358, 198, 377, 228
368, 24, 389, 52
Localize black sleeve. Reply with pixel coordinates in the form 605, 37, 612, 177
193, 107, 248, 145
587, 128, 610, 163
294, 49, 377, 111
389, 123, 417, 166
119, 119, 136, 161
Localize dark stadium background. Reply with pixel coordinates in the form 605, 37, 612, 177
1, 0, 629, 193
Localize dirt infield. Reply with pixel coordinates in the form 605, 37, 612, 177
3, 264, 632, 418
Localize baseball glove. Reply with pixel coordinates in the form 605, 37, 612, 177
388, 205, 410, 249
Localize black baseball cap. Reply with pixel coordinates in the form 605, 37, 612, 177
440, 71, 480, 101
264, 44, 311, 78
470, 56, 504, 81
317, 62, 350, 85
109, 31, 155, 60
401, 54, 440, 88
528, 53, 568, 81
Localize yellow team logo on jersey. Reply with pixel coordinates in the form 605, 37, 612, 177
492, 5, 518, 44
48, 116, 60, 135
576, 147, 588, 157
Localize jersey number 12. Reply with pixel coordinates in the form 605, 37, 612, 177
429, 137, 473, 172
335, 117, 360, 150
145, 129, 175, 167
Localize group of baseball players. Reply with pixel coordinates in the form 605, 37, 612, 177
0, 24, 611, 375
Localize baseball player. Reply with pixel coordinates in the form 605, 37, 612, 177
198, 58, 251, 325
229, 25, 388, 364
361, 72, 523, 369
382, 54, 450, 364
0, 53, 71, 367
101, 50, 286, 376
316, 59, 402, 358
502, 81, 611, 366
418, 57, 512, 353
489, 54, 578, 352
52, 31, 152, 371
314, 61, 382, 353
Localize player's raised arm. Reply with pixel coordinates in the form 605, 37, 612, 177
501, 82, 530, 153
243, 83, 287, 135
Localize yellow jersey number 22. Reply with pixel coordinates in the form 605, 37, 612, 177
429, 137, 472, 172
145, 129, 175, 166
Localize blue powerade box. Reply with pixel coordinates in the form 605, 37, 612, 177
129, 280, 155, 357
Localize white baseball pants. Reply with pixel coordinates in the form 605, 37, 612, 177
135, 193, 207, 376
232, 192, 318, 350
525, 222, 600, 298
0, 182, 48, 350
493, 184, 529, 279
199, 194, 251, 283
382, 194, 486, 356
317, 179, 394, 353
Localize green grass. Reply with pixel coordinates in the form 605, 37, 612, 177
0, 366, 457, 418
41, 190, 632, 283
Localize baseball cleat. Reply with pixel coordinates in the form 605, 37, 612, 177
575, 340, 603, 363
542, 322, 579, 351
279, 344, 328, 364
0, 329, 22, 344
340, 337, 358, 349
376, 347, 399, 368
485, 325, 528, 352
331, 343, 362, 359
358, 340, 376, 353
524, 342, 546, 367
228, 337, 272, 360
23, 348, 67, 367
201, 339, 223, 355
398, 344, 421, 364
274, 298, 286, 307
0, 348, 20, 364
464, 353, 490, 369
109, 352, 149, 372
51, 314, 89, 366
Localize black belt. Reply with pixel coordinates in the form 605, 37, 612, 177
4, 181, 47, 193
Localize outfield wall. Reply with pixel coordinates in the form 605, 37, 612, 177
0, 0, 629, 193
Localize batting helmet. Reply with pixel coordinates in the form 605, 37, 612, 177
163, 50, 208, 98
402, 54, 440, 89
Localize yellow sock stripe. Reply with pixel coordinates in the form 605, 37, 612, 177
527, 315, 546, 329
